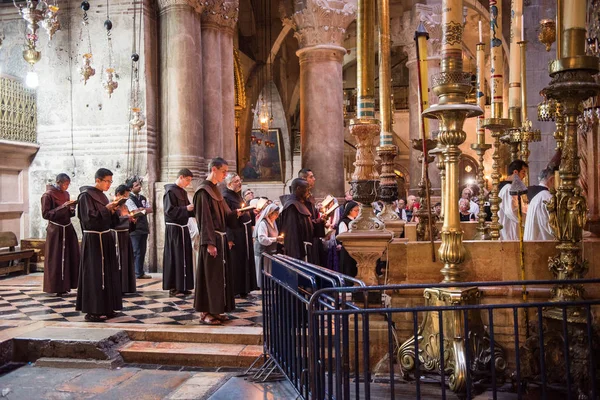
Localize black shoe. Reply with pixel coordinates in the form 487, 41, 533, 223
181, 290, 192, 295
85, 314, 104, 323
137, 274, 152, 279
239, 293, 248, 299
56, 292, 68, 297
169, 289, 177, 296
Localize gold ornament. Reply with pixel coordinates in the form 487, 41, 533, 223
78, 53, 95, 84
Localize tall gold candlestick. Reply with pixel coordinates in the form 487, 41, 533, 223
490, 0, 504, 118
472, 42, 492, 240
560, 0, 586, 58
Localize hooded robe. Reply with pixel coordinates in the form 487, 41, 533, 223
113, 210, 136, 293
193, 180, 239, 314
279, 195, 315, 263
162, 184, 195, 292
75, 186, 122, 315
222, 188, 258, 295
41, 186, 80, 293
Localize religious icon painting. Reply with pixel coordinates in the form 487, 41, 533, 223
243, 128, 284, 182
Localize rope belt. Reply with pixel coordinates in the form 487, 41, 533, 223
303, 241, 313, 263
111, 229, 129, 272
242, 220, 252, 261
83, 229, 111, 290
166, 222, 189, 291
49, 221, 72, 281
216, 230, 228, 307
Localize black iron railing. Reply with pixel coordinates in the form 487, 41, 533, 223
259, 254, 600, 400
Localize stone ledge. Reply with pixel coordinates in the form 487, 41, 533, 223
34, 356, 124, 369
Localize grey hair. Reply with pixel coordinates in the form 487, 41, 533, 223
225, 172, 240, 186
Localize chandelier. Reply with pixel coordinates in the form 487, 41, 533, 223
258, 96, 270, 133
15, 0, 61, 67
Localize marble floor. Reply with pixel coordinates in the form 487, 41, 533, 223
0, 273, 262, 329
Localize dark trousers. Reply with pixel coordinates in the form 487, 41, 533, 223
130, 234, 148, 277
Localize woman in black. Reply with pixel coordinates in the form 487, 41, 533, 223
336, 201, 359, 278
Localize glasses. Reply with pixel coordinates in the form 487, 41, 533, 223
102, 179, 113, 184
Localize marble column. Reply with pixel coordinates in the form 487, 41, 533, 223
201, 2, 223, 165
292, 0, 356, 198
396, 4, 442, 196
220, 8, 237, 169
158, 0, 204, 181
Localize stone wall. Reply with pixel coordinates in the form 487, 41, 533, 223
0, 0, 158, 261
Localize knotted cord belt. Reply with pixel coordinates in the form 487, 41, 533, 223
242, 220, 252, 261
216, 230, 228, 307
83, 229, 111, 290
111, 229, 129, 271
166, 222, 189, 291
303, 241, 313, 263
49, 220, 72, 281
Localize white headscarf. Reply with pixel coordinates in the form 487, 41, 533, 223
253, 203, 280, 238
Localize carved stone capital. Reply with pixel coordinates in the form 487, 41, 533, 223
291, 0, 356, 49
201, 0, 239, 32
393, 3, 442, 63
157, 0, 204, 15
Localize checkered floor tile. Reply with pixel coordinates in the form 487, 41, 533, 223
0, 274, 262, 327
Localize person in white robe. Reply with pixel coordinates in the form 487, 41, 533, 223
524, 168, 555, 241
498, 160, 529, 241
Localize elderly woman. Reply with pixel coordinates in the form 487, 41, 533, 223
253, 203, 282, 289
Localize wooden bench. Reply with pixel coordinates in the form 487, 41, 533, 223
0, 232, 34, 275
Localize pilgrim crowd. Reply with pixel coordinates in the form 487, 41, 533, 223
39, 156, 556, 323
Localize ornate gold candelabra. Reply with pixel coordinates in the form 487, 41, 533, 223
336, 0, 392, 300
429, 138, 445, 220
521, 3, 600, 395
398, 0, 505, 393
472, 42, 492, 240
375, 0, 404, 237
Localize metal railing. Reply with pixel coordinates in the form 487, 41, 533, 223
259, 255, 600, 399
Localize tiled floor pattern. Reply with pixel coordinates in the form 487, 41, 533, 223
0, 273, 262, 328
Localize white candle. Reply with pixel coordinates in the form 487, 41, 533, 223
521, 15, 524, 41
479, 20, 483, 43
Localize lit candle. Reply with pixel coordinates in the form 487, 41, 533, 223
508, 0, 523, 112
478, 20, 483, 43
489, 0, 504, 118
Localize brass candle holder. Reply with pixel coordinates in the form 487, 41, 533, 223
483, 118, 512, 240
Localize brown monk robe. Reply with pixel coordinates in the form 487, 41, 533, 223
41, 174, 80, 295
193, 157, 240, 325
113, 185, 136, 294
76, 168, 122, 322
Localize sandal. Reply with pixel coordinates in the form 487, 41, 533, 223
199, 313, 221, 325
214, 314, 230, 322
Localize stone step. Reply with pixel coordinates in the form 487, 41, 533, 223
123, 325, 263, 346
13, 327, 130, 363
119, 341, 263, 368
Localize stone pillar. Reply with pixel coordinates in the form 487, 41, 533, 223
220, 4, 238, 169
158, 0, 205, 181
396, 4, 442, 196
292, 0, 356, 198
201, 2, 223, 166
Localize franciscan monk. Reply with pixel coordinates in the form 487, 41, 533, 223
163, 168, 195, 295
193, 157, 241, 325
113, 184, 136, 294
279, 178, 315, 263
41, 173, 80, 296
297, 168, 326, 264
76, 168, 122, 322
222, 172, 258, 298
